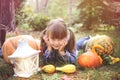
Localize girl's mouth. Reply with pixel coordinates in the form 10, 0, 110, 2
52, 46, 59, 49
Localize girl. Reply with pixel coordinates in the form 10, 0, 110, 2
40, 18, 77, 66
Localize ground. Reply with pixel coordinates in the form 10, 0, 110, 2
0, 28, 120, 80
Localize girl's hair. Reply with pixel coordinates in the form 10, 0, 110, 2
40, 18, 75, 54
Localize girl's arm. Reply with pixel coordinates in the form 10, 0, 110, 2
42, 49, 78, 65
42, 49, 51, 65
62, 50, 78, 64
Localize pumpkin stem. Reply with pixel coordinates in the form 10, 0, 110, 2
98, 56, 103, 64
92, 44, 104, 64
92, 44, 104, 55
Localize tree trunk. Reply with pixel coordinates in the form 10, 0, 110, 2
40, 0, 49, 15
0, 30, 6, 47
0, 0, 15, 47
68, 0, 73, 26
36, 0, 40, 13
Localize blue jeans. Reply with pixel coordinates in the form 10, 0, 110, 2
76, 36, 90, 51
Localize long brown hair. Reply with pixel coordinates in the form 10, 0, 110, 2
40, 18, 76, 54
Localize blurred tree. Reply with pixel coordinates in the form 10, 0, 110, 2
29, 13, 50, 31
35, 0, 40, 13
77, 0, 103, 30
75, 0, 120, 31
15, 4, 34, 30
102, 0, 120, 30
47, 0, 68, 19
14, 0, 26, 10
40, 0, 49, 15
68, 0, 73, 26
39, 0, 80, 23
0, 0, 15, 47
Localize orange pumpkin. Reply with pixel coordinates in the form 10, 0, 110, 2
2, 35, 40, 63
78, 45, 104, 68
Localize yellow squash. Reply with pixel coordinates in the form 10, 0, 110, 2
42, 64, 55, 73
109, 55, 120, 64
56, 64, 76, 74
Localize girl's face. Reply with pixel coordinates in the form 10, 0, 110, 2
49, 37, 67, 50
46, 18, 68, 50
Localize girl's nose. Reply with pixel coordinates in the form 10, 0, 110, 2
54, 41, 59, 45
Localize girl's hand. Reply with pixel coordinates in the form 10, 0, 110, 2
59, 39, 68, 56
43, 35, 52, 51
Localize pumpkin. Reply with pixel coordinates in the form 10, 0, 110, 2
85, 35, 114, 55
56, 64, 76, 74
78, 45, 104, 68
2, 35, 40, 63
42, 64, 56, 73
